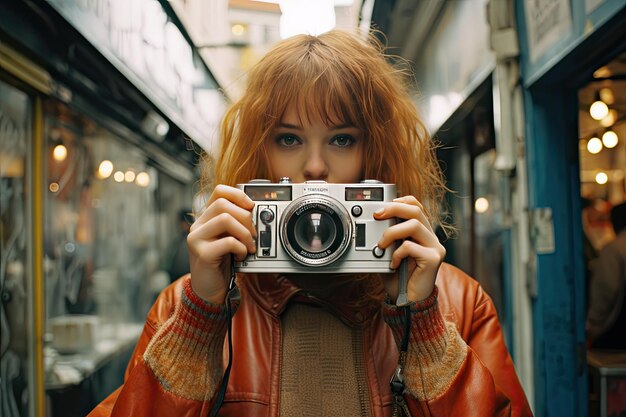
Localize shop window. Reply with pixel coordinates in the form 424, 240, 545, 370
473, 149, 504, 317
0, 79, 32, 417
42, 100, 193, 415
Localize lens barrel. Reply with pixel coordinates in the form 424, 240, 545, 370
280, 196, 352, 266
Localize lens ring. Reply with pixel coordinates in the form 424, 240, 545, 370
280, 195, 352, 266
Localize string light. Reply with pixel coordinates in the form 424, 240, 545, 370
474, 197, 489, 213
602, 131, 618, 148
589, 100, 609, 120
53, 144, 68, 162
98, 160, 114, 179
587, 137, 603, 154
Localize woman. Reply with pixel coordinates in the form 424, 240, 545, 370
89, 30, 532, 417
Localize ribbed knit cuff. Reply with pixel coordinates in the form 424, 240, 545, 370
143, 277, 232, 401
382, 286, 467, 401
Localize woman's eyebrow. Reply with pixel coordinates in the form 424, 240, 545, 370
278, 122, 302, 130
277, 122, 356, 130
331, 124, 355, 130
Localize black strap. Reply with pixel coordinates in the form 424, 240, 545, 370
390, 304, 412, 417
209, 257, 237, 417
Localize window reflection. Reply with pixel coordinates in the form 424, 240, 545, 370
42, 101, 190, 400
0, 79, 31, 417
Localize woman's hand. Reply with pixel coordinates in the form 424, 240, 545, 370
187, 185, 257, 304
374, 196, 446, 302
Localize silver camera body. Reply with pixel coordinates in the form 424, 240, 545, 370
235, 179, 397, 274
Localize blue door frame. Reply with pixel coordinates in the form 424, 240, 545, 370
517, 4, 626, 416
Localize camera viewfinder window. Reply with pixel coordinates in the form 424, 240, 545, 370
245, 186, 292, 201
345, 188, 384, 201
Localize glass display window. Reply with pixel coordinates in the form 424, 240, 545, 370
0, 79, 33, 417
41, 100, 194, 409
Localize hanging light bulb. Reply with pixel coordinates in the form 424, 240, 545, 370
53, 144, 68, 162
587, 137, 603, 154
600, 109, 617, 127
135, 172, 150, 187
98, 160, 114, 179
124, 170, 136, 183
599, 88, 615, 105
590, 98, 609, 120
474, 197, 489, 213
602, 130, 618, 148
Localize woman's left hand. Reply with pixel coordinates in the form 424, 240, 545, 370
374, 196, 446, 302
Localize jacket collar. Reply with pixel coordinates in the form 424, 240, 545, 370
240, 273, 380, 328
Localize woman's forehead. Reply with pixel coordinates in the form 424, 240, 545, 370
278, 97, 357, 128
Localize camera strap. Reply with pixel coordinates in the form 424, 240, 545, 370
390, 304, 412, 417
209, 256, 238, 417
390, 258, 412, 417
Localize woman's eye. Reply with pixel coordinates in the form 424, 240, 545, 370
330, 135, 356, 147
276, 134, 301, 147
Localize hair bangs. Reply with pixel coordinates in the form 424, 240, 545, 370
265, 49, 365, 130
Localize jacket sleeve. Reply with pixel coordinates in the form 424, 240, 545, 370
383, 286, 533, 417
87, 277, 231, 417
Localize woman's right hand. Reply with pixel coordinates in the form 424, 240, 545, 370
187, 185, 257, 304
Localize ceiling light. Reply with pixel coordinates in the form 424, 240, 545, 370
587, 137, 603, 154
98, 160, 114, 179
136, 172, 150, 187
602, 131, 618, 148
600, 109, 617, 127
53, 144, 68, 162
124, 170, 136, 183
599, 88, 614, 105
474, 197, 489, 214
589, 100, 609, 120
595, 172, 608, 185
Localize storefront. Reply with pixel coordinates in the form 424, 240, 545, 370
516, 1, 626, 416
371, 0, 536, 400
0, 1, 225, 416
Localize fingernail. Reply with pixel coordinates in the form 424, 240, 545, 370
374, 208, 385, 215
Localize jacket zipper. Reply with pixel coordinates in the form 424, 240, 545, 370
353, 327, 372, 417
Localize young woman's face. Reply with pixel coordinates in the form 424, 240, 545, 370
266, 106, 364, 183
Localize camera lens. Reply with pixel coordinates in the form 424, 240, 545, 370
294, 212, 337, 253
281, 196, 352, 266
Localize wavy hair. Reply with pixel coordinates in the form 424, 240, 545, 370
202, 30, 448, 232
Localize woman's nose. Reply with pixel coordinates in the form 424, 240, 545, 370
303, 150, 328, 181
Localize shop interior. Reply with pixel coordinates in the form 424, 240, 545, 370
578, 50, 626, 417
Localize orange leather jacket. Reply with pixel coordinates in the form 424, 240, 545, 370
89, 263, 532, 417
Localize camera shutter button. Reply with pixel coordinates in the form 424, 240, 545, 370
351, 205, 362, 217
372, 245, 385, 258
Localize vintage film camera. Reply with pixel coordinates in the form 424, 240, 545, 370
234, 178, 397, 274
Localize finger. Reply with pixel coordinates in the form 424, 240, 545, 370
189, 212, 256, 253
373, 202, 433, 233
389, 240, 445, 270
194, 236, 251, 262
193, 197, 257, 238
200, 184, 254, 216
377, 218, 439, 249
